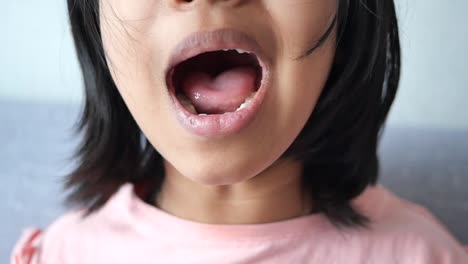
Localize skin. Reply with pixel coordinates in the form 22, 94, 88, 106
100, 0, 336, 224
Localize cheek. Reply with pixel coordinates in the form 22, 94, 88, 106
266, 0, 337, 57
100, 1, 165, 121
264, 1, 337, 136
100, 1, 183, 157
272, 41, 335, 147
100, 0, 157, 23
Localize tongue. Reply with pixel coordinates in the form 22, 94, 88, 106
181, 66, 257, 114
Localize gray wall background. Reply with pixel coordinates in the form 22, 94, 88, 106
1, 0, 467, 129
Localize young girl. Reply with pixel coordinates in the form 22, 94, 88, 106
11, 0, 468, 263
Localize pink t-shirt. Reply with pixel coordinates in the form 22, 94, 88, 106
11, 183, 468, 263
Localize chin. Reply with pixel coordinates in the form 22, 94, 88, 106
170, 154, 263, 186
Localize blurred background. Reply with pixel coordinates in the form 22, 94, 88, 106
1, 0, 467, 261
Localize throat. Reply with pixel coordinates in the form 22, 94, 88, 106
156, 159, 312, 225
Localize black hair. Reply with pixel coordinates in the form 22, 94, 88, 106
66, 0, 400, 228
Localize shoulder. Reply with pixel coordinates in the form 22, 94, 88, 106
355, 184, 468, 263
10, 210, 86, 264
10, 184, 141, 264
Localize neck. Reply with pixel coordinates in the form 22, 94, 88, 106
155, 159, 313, 224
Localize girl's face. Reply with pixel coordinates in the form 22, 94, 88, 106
100, 0, 336, 185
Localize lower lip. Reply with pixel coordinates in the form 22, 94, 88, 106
167, 68, 270, 138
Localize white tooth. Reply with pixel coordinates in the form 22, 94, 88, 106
198, 113, 207, 116
235, 93, 256, 112
235, 49, 249, 54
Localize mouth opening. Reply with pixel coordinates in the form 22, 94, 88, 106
171, 49, 263, 115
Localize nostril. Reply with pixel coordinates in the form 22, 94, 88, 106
174, 0, 243, 8
173, 0, 193, 4
171, 0, 195, 9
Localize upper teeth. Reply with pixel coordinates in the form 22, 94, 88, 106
222, 48, 249, 54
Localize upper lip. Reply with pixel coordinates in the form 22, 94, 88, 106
165, 28, 269, 84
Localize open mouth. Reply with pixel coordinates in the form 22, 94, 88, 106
169, 49, 263, 115
165, 29, 271, 137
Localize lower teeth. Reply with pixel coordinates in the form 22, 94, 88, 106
177, 91, 257, 116
177, 95, 198, 115
235, 92, 256, 112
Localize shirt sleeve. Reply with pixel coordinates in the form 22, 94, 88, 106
10, 228, 43, 264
